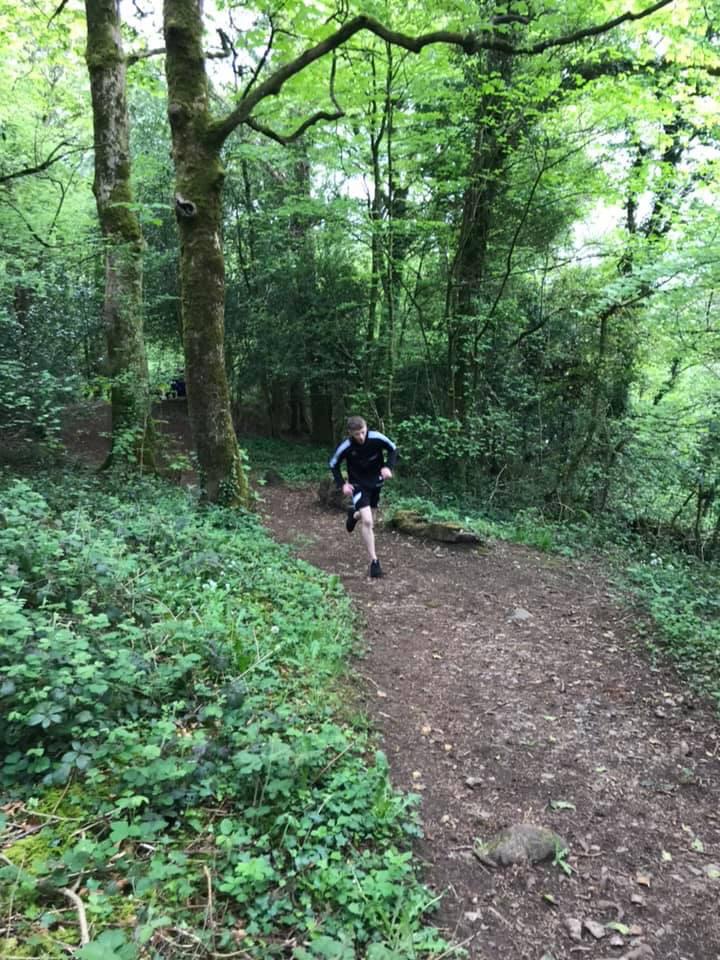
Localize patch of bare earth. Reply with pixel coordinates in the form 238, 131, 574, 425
60, 398, 196, 481
261, 485, 720, 960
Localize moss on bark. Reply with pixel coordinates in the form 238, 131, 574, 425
164, 0, 251, 506
85, 0, 156, 470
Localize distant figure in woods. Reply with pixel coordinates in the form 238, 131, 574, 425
328, 416, 398, 579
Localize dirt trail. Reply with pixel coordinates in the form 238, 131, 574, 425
59, 404, 720, 959
260, 485, 720, 960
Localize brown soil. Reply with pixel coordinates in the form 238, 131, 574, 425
64, 403, 720, 960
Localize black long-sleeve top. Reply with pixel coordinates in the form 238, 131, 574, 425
328, 431, 398, 488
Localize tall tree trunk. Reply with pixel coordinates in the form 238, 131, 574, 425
368, 107, 384, 349
310, 385, 334, 445
163, 0, 249, 505
382, 44, 396, 423
445, 49, 514, 420
287, 153, 314, 438
366, 47, 405, 420
85, 0, 155, 469
289, 379, 308, 435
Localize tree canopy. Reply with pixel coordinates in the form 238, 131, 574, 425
2, 0, 720, 548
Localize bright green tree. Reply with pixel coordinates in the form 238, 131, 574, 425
161, 0, 673, 502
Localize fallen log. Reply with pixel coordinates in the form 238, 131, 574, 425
388, 509, 482, 544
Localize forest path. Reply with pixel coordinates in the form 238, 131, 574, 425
259, 484, 720, 960
59, 403, 720, 959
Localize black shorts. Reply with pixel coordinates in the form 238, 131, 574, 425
351, 483, 382, 510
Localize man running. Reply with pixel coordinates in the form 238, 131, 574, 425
328, 416, 398, 578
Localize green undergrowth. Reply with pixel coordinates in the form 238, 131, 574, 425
383, 493, 590, 556
243, 435, 328, 487
622, 554, 720, 708
0, 468, 453, 959
385, 492, 720, 711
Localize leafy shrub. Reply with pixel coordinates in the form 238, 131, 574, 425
625, 555, 720, 707
0, 470, 448, 957
0, 309, 81, 445
393, 412, 521, 492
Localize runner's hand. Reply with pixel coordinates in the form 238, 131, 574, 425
380, 468, 393, 480
342, 482, 353, 496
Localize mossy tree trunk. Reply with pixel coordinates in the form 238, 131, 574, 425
163, 0, 249, 505
445, 48, 514, 423
85, 0, 156, 470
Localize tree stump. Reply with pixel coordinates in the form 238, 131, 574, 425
317, 476, 347, 510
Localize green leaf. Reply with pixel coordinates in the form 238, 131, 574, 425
77, 929, 137, 959
109, 820, 132, 844
137, 915, 173, 946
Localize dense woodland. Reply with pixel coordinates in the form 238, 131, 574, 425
0, 0, 718, 545
1, 1, 720, 957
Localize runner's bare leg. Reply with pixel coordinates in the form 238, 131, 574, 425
358, 506, 376, 561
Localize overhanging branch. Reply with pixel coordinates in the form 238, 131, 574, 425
206, 0, 674, 147
246, 52, 345, 144
516, 0, 674, 56
246, 109, 345, 145
47, 0, 69, 26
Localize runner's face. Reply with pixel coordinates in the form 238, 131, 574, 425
350, 426, 367, 444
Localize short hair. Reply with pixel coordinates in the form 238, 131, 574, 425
346, 416, 366, 433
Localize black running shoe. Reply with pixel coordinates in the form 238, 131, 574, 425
369, 559, 383, 578
346, 508, 357, 533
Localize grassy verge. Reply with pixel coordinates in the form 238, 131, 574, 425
0, 468, 452, 959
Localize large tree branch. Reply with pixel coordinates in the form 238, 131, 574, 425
206, 1, 674, 146
0, 142, 86, 184
245, 51, 345, 144
241, 17, 277, 101
246, 109, 345, 145
48, 0, 70, 26
126, 46, 166, 66
514, 0, 673, 54
127, 44, 230, 66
